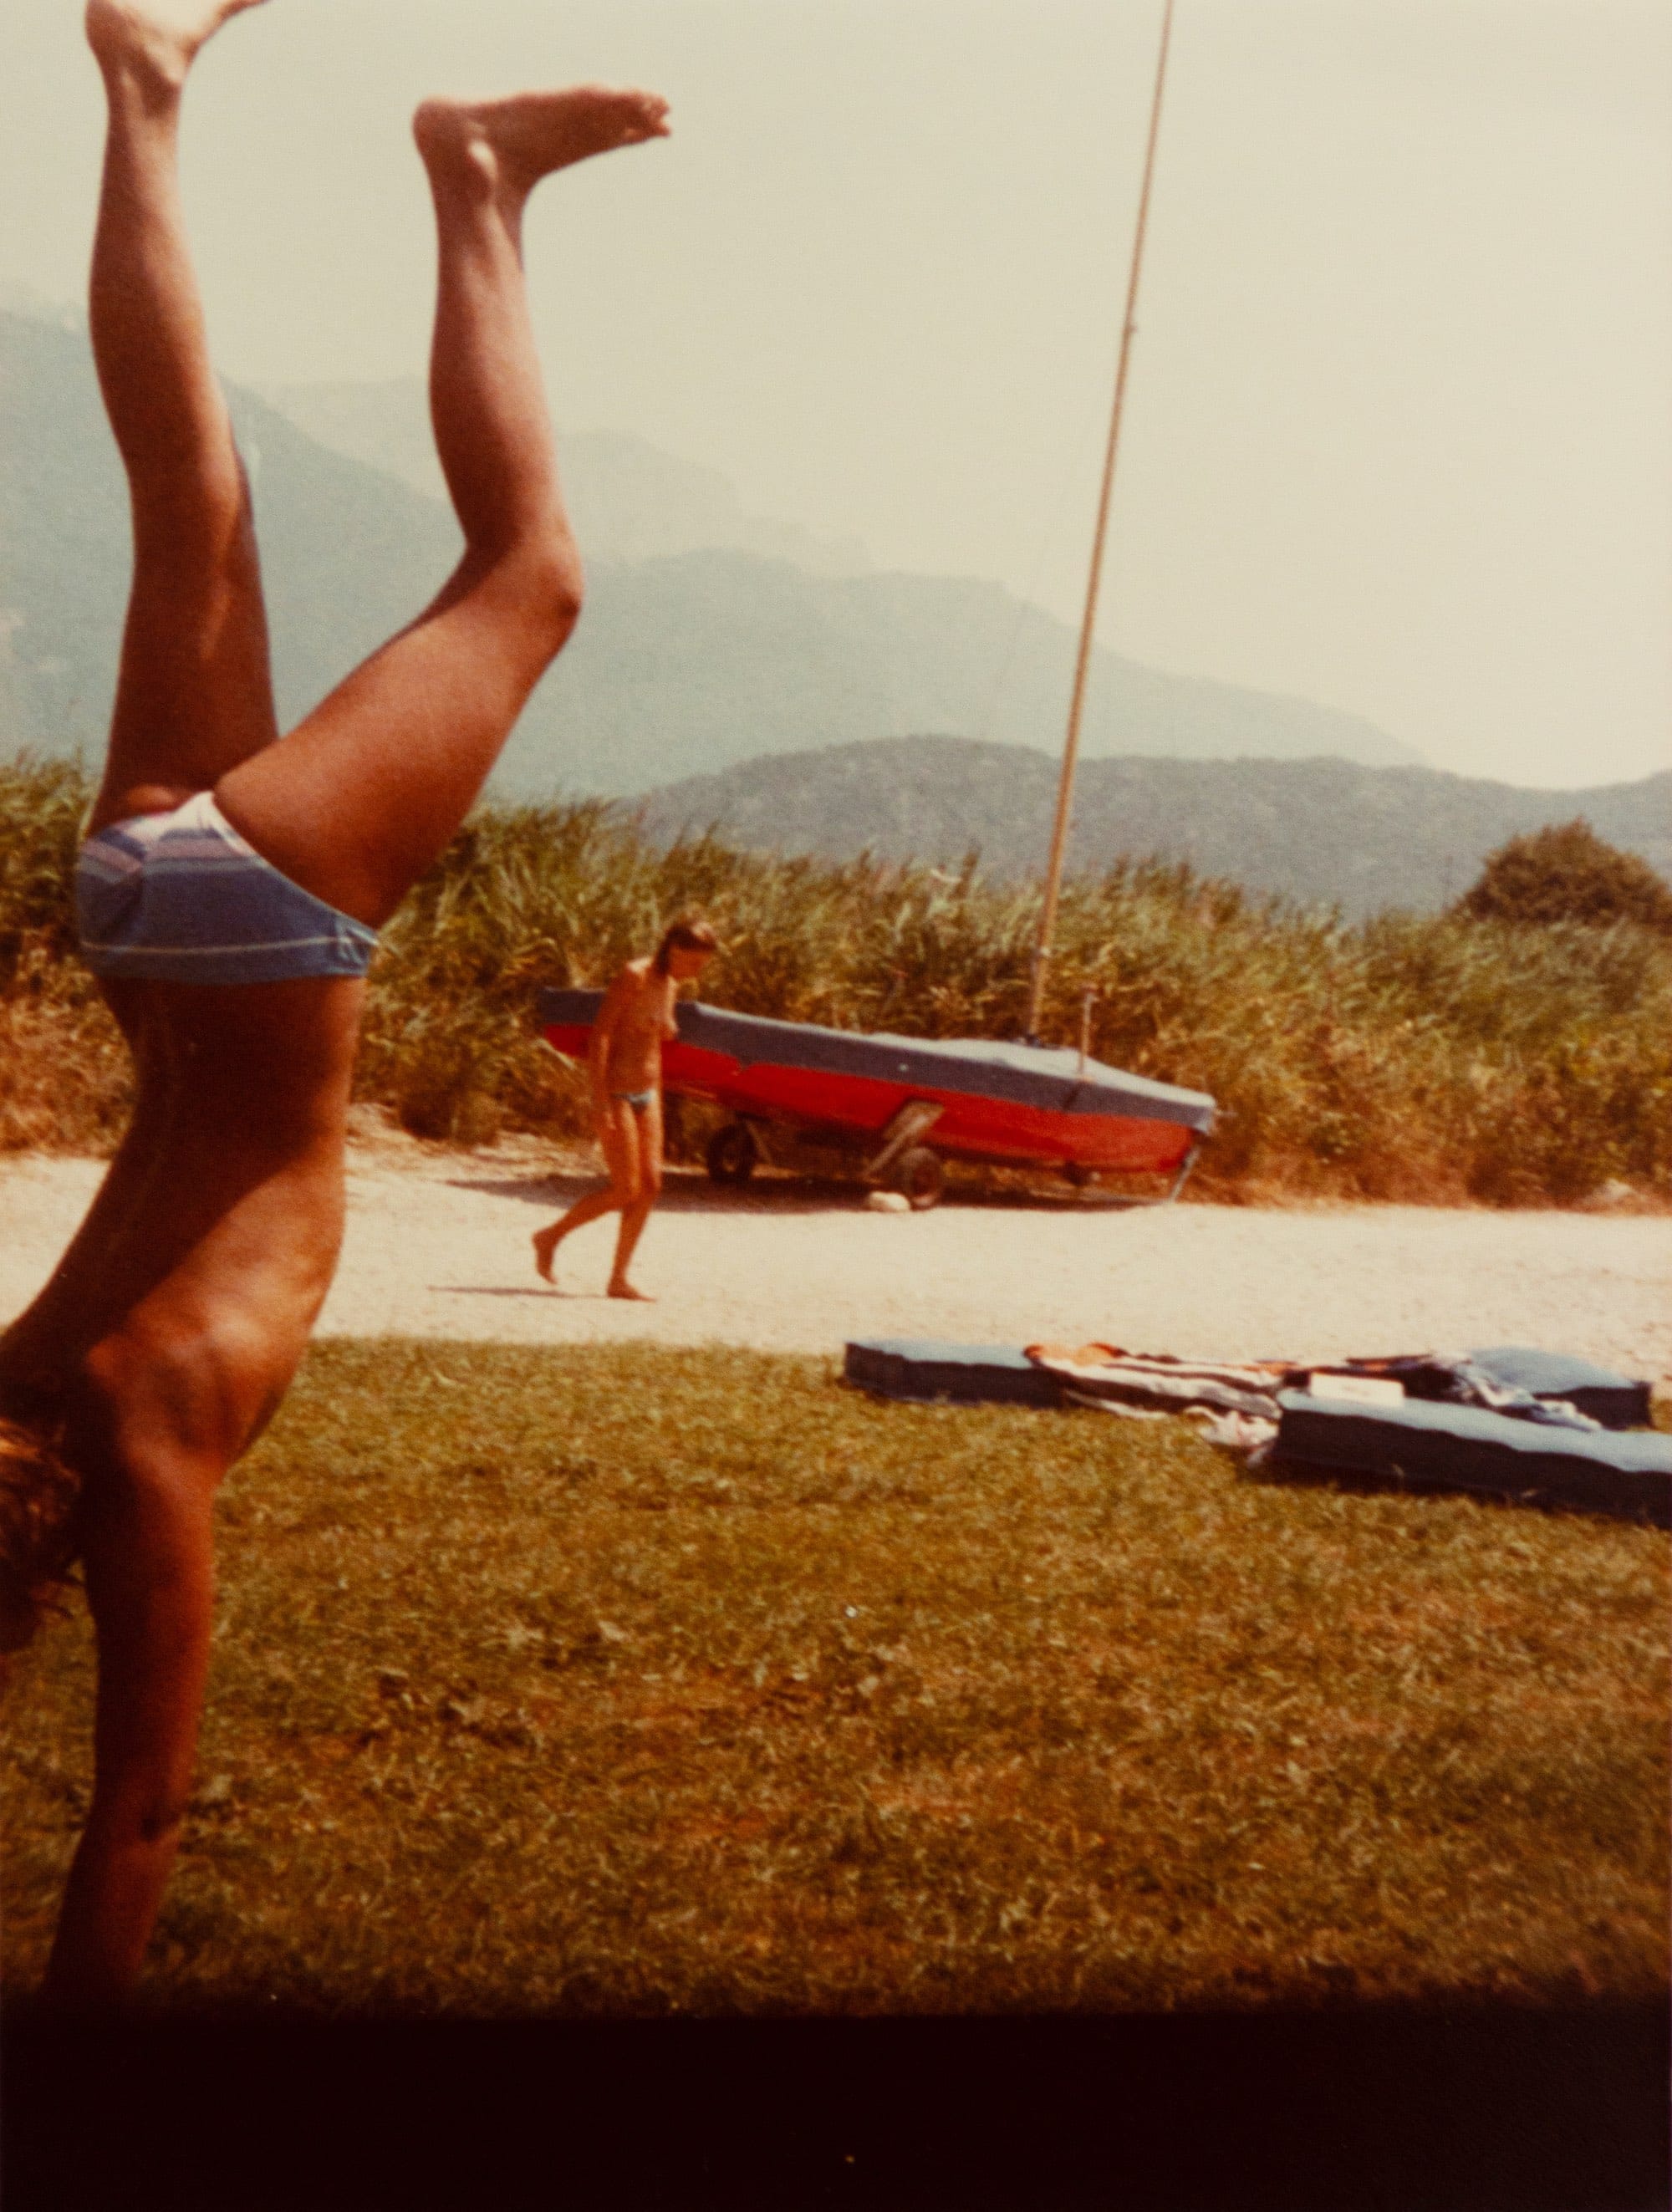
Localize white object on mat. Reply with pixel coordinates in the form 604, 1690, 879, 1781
1306, 1373, 1405, 1406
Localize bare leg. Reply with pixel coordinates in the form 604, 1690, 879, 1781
83, 0, 280, 833
608, 1096, 663, 1299
217, 84, 670, 926
5, 0, 278, 1406
42, 1426, 218, 2005
23, 0, 288, 1428
532, 1099, 643, 1283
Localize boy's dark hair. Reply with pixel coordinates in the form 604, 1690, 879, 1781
653, 915, 720, 974
0, 1414, 82, 1655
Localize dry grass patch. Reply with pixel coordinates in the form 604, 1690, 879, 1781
3, 1342, 1666, 2016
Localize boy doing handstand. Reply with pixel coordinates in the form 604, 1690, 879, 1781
0, 0, 667, 2002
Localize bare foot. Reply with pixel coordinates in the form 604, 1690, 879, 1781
414, 85, 670, 213
86, 0, 268, 89
607, 1280, 655, 1302
532, 1228, 562, 1285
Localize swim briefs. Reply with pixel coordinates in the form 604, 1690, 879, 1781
76, 790, 378, 986
611, 1088, 656, 1113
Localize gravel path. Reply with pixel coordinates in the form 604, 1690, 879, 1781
3, 1141, 1669, 1388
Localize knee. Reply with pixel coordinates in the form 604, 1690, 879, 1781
507, 528, 584, 655
642, 1166, 664, 1205
135, 1790, 192, 1848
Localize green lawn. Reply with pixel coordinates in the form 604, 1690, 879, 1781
3, 1342, 1665, 2016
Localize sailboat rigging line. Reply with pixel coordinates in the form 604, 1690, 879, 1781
1023, 0, 1177, 1042
972, 410, 1104, 751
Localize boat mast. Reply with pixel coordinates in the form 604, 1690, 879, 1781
1024, 0, 1177, 1042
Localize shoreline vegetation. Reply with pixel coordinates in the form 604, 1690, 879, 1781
3, 752, 1669, 1206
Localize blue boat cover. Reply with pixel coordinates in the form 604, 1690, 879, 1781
844, 1340, 1063, 1407
538, 989, 1216, 1133
1467, 1345, 1652, 1431
1272, 1390, 1671, 1526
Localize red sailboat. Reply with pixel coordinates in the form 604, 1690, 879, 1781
538, 988, 1212, 1209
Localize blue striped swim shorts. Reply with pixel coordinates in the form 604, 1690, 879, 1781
76, 790, 378, 986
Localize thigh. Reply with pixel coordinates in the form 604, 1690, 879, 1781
216, 558, 574, 929
639, 1095, 665, 1199
595, 1101, 644, 1200
90, 467, 280, 834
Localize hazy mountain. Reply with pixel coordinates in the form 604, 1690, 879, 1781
3, 312, 1424, 794
257, 373, 1422, 786
0, 310, 463, 757
526, 551, 1423, 796
637, 736, 1672, 919
257, 379, 874, 577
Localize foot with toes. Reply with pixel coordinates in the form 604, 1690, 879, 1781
415, 85, 670, 212
86, 0, 268, 89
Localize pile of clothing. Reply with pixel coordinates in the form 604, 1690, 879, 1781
1024, 1345, 1634, 1452
842, 1337, 1669, 1525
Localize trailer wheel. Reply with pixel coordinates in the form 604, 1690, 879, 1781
891, 1145, 946, 1211
1063, 1163, 1097, 1190
706, 1122, 758, 1186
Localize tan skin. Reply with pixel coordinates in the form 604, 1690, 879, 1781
531, 945, 714, 1298
0, 0, 668, 2004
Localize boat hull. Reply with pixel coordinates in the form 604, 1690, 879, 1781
538, 992, 1214, 1177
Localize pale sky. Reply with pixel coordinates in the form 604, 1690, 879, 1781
5, 0, 1670, 787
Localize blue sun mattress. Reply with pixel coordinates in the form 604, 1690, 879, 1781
1271, 1391, 1671, 1525
1466, 1345, 1653, 1430
843, 1340, 1063, 1408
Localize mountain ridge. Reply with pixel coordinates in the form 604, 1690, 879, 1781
4, 309, 1423, 794
635, 736, 1672, 919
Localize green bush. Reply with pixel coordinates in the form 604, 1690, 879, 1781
1457, 819, 1672, 935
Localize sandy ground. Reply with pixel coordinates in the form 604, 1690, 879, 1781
3, 1136, 1669, 1388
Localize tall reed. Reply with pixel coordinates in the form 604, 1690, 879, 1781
0, 755, 133, 1151
3, 757, 1668, 1204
